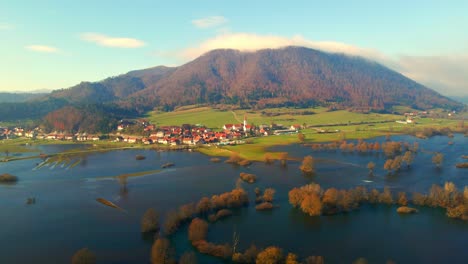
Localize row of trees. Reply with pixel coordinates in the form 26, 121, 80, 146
289, 183, 468, 220
382, 151, 414, 174
254, 187, 276, 211
310, 140, 419, 158
187, 217, 325, 264
162, 188, 249, 235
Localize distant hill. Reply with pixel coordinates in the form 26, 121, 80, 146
0, 46, 464, 128
450, 95, 468, 104
46, 47, 462, 112
49, 66, 174, 104
0, 92, 47, 103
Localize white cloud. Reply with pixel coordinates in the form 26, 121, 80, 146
80, 33, 146, 48
394, 54, 468, 96
192, 16, 227, 29
25, 45, 59, 53
179, 32, 468, 96
181, 33, 384, 60
0, 22, 13, 30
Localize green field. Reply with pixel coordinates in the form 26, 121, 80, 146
146, 106, 402, 129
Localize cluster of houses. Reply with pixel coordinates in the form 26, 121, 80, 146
0, 127, 103, 141
1, 115, 302, 145
115, 116, 300, 146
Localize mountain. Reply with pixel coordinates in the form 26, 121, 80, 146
128, 47, 461, 110
1, 47, 464, 124
49, 66, 175, 104
0, 92, 48, 103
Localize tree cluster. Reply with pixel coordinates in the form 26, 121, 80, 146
164, 188, 249, 235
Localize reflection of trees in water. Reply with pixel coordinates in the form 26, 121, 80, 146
118, 175, 129, 198
80, 155, 88, 167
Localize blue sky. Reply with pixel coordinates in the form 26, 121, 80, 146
1, 0, 467, 95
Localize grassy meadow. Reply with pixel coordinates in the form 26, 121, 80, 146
146, 106, 402, 129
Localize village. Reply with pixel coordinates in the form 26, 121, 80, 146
0, 115, 301, 146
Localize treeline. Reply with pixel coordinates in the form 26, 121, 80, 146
0, 97, 68, 121
309, 140, 419, 158
289, 182, 468, 221
187, 217, 325, 264
160, 188, 249, 236
406, 125, 467, 139
42, 104, 139, 133
145, 188, 249, 264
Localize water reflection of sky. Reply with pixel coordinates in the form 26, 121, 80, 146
0, 134, 466, 263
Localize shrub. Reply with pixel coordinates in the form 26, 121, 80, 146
141, 208, 160, 233
304, 256, 325, 264
188, 218, 209, 243
255, 202, 274, 211
179, 252, 197, 264
196, 197, 212, 214
300, 194, 322, 216
71, 248, 96, 264
225, 153, 242, 164
151, 238, 176, 264
194, 241, 232, 259
135, 155, 146, 160
299, 156, 315, 175
239, 172, 256, 183
396, 206, 418, 214
455, 163, 468, 168
0, 173, 18, 183
163, 210, 182, 235
256, 246, 283, 264
263, 188, 276, 203
238, 159, 252, 166
208, 209, 233, 222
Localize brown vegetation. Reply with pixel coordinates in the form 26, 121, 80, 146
297, 133, 305, 143
299, 156, 315, 175
432, 153, 444, 168
304, 256, 325, 264
151, 238, 176, 264
256, 246, 283, 264
188, 218, 209, 243
262, 188, 276, 203
279, 152, 288, 167
455, 163, 468, 168
264, 153, 274, 164
194, 241, 232, 259
397, 192, 408, 206
238, 159, 252, 166
141, 208, 160, 233
71, 248, 96, 264
225, 152, 242, 164
0, 173, 18, 183
208, 209, 233, 222
239, 172, 256, 183
135, 155, 146, 160
367, 162, 375, 175
179, 252, 197, 264
255, 202, 274, 211
396, 206, 418, 214
232, 244, 259, 263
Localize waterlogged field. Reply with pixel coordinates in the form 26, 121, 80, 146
0, 135, 467, 263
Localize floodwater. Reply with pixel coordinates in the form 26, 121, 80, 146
0, 134, 466, 263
